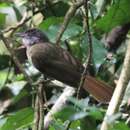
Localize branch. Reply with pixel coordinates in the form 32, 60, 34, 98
44, 87, 75, 130
33, 83, 45, 130
104, 23, 130, 52
100, 41, 130, 130
77, 0, 93, 98
55, 0, 84, 46
0, 32, 33, 86
4, 12, 28, 35
3, 10, 41, 35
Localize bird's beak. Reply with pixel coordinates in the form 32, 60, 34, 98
15, 32, 26, 37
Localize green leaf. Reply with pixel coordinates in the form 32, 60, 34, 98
68, 97, 89, 110
0, 42, 9, 55
0, 55, 10, 70
12, 5, 23, 21
0, 107, 33, 130
80, 117, 97, 130
12, 88, 29, 104
14, 0, 27, 6
68, 98, 103, 120
50, 120, 66, 130
54, 106, 88, 121
45, 23, 82, 42
92, 37, 107, 65
69, 40, 83, 60
96, 0, 130, 32
42, 1, 69, 17
0, 13, 6, 28
69, 120, 80, 129
39, 17, 63, 30
82, 35, 107, 65
88, 107, 103, 120
106, 113, 121, 124
7, 81, 27, 95
15, 74, 24, 81
0, 3, 10, 8
63, 24, 82, 40
111, 122, 130, 130
0, 71, 13, 89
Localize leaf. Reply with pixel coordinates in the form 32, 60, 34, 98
0, 42, 9, 55
92, 37, 107, 65
96, 0, 130, 32
68, 97, 89, 110
11, 88, 29, 105
45, 23, 82, 42
50, 120, 67, 130
42, 1, 69, 17
0, 3, 10, 8
106, 113, 121, 124
81, 34, 107, 66
39, 17, 63, 30
69, 111, 88, 121
88, 107, 103, 120
111, 122, 130, 130
95, 0, 106, 17
63, 24, 82, 40
7, 81, 27, 95
0, 71, 13, 89
15, 74, 24, 81
69, 97, 103, 120
12, 6, 23, 21
0, 55, 10, 70
12, 88, 29, 104
14, 0, 27, 6
0, 13, 6, 28
0, 107, 33, 130
54, 106, 88, 121
80, 117, 97, 130
69, 120, 80, 129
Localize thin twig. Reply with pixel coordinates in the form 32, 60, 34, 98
100, 41, 130, 130
38, 83, 44, 130
77, 0, 93, 98
55, 0, 84, 46
33, 83, 44, 130
3, 10, 41, 35
4, 12, 28, 35
33, 96, 39, 130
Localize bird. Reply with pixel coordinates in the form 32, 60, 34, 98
16, 28, 113, 103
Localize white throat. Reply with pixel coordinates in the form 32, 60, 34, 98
22, 36, 39, 47
22, 38, 33, 47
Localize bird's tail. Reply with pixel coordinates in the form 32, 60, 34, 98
83, 75, 114, 103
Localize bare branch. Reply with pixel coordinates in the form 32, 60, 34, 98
44, 87, 75, 130
33, 83, 45, 130
77, 0, 93, 98
4, 12, 28, 35
3, 10, 41, 35
55, 0, 84, 46
100, 41, 130, 130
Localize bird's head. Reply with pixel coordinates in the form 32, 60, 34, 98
16, 28, 49, 47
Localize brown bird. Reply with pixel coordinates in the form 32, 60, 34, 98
17, 28, 113, 103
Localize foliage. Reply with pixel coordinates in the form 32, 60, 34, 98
0, 0, 130, 130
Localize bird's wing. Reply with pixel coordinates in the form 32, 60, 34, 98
38, 58, 81, 87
